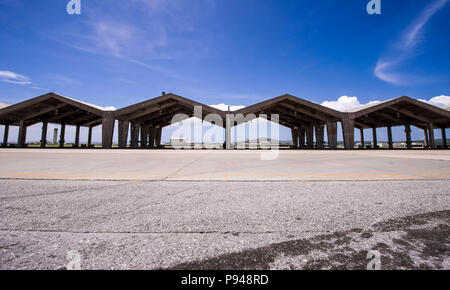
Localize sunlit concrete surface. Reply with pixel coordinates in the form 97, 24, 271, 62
0, 149, 449, 269
0, 179, 449, 269
0, 149, 449, 181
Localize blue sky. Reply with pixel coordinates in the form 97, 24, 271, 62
0, 0, 449, 143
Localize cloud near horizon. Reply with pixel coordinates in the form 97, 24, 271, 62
322, 95, 450, 111
321, 96, 381, 112
210, 103, 246, 111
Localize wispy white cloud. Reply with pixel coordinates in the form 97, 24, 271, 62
46, 74, 81, 86
0, 70, 49, 91
0, 70, 31, 85
54, 0, 212, 81
374, 0, 449, 85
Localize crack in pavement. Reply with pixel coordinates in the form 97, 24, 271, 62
0, 229, 330, 235
0, 181, 140, 200
161, 155, 204, 181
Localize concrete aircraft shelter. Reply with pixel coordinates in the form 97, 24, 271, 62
0, 93, 115, 148
232, 94, 343, 150
0, 92, 449, 150
348, 96, 450, 150
113, 93, 226, 149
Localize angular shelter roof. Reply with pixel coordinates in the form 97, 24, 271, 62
0, 92, 108, 127
351, 96, 450, 129
114, 93, 226, 128
233, 94, 343, 127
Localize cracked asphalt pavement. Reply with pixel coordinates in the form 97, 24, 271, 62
1, 179, 449, 269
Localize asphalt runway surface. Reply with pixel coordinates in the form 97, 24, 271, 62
0, 149, 449, 269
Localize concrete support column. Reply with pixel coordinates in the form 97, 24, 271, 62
305, 126, 314, 149
225, 112, 232, 150
140, 126, 149, 148
372, 127, 377, 149
428, 124, 435, 149
40, 122, 48, 148
360, 128, 365, 149
291, 127, 298, 148
315, 124, 325, 149
17, 120, 27, 147
387, 125, 393, 149
88, 126, 93, 148
3, 124, 9, 147
155, 126, 162, 148
405, 124, 412, 149
148, 125, 155, 149
130, 123, 139, 148
74, 125, 80, 148
118, 120, 130, 149
342, 117, 355, 150
59, 123, 66, 148
102, 113, 115, 149
326, 122, 337, 149
423, 128, 429, 148
442, 128, 447, 148
299, 127, 306, 148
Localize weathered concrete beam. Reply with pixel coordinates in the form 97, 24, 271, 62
88, 126, 93, 147
360, 128, 365, 148
3, 124, 9, 147
59, 123, 66, 148
140, 126, 149, 148
21, 103, 67, 121
74, 125, 80, 148
387, 125, 393, 149
305, 126, 314, 149
428, 124, 435, 149
442, 128, 447, 148
299, 126, 306, 148
41, 122, 48, 148
155, 126, 162, 148
372, 127, 377, 148
130, 123, 139, 148
118, 120, 130, 149
315, 124, 325, 149
405, 124, 412, 149
423, 128, 429, 148
149, 125, 155, 149
326, 121, 337, 149
18, 120, 27, 148
291, 127, 298, 148
101, 112, 115, 149
342, 117, 355, 150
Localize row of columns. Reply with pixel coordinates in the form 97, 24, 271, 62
119, 121, 162, 149
349, 122, 448, 150
2, 117, 447, 150
290, 122, 338, 149
1, 122, 95, 148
